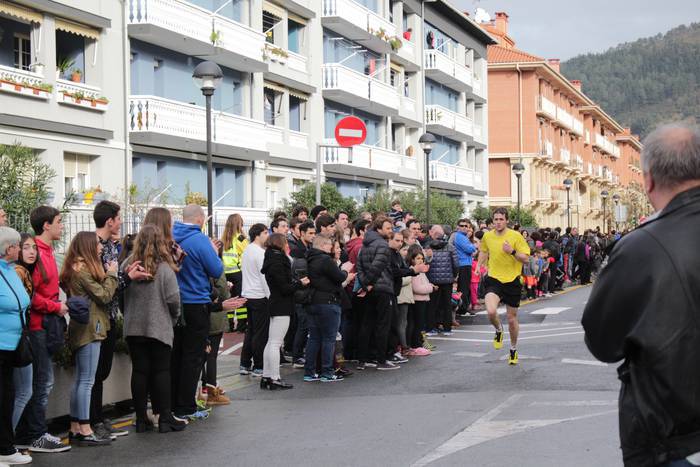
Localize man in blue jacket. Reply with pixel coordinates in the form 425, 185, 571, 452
454, 219, 476, 315
172, 205, 224, 420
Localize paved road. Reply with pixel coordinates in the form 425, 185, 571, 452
33, 285, 624, 467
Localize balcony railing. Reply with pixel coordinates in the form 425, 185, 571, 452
425, 105, 472, 141
540, 140, 553, 158
594, 133, 620, 157
536, 96, 556, 119
429, 161, 474, 187
322, 0, 396, 53
0, 65, 52, 100
322, 64, 398, 115
129, 95, 267, 153
536, 182, 552, 201
584, 129, 591, 145
395, 37, 418, 68
323, 140, 417, 175
559, 148, 571, 165
264, 44, 308, 74
473, 123, 486, 144
56, 80, 108, 112
265, 126, 309, 152
556, 106, 574, 130
424, 49, 472, 91
572, 117, 584, 136
128, 0, 267, 72
398, 95, 419, 123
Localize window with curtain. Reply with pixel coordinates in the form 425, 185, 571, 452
289, 95, 302, 131
288, 19, 303, 54
264, 88, 282, 125
13, 33, 31, 70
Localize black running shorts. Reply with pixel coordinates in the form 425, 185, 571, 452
483, 276, 522, 308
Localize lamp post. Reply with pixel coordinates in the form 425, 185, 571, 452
192, 61, 223, 236
419, 132, 435, 225
612, 193, 620, 230
512, 162, 525, 224
563, 178, 573, 229
600, 190, 609, 234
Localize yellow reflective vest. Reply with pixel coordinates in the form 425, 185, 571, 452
222, 236, 249, 274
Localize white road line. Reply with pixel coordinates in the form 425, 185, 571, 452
561, 358, 608, 367
518, 331, 584, 340
452, 326, 582, 335
530, 400, 616, 407
499, 354, 542, 360
452, 351, 488, 357
220, 342, 243, 356
429, 337, 491, 343
530, 307, 571, 315
475, 307, 506, 315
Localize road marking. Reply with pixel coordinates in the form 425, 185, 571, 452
429, 337, 491, 343
530, 307, 570, 315
452, 351, 488, 357
561, 358, 608, 367
518, 331, 584, 340
529, 400, 616, 407
220, 342, 243, 356
452, 326, 582, 335
411, 394, 616, 466
475, 307, 506, 315
498, 354, 542, 360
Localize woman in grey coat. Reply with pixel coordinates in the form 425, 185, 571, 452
122, 225, 185, 433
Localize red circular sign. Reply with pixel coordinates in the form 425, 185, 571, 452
335, 116, 367, 147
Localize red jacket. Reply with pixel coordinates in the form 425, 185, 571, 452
346, 237, 363, 266
30, 238, 61, 331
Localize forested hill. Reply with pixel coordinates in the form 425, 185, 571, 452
561, 22, 700, 138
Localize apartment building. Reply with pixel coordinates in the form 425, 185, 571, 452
484, 12, 644, 230
0, 0, 128, 205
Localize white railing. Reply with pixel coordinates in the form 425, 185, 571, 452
425, 105, 472, 139
594, 133, 620, 157
472, 74, 482, 96
128, 0, 265, 65
560, 148, 571, 164
286, 51, 307, 73
397, 38, 416, 64
572, 117, 584, 136
424, 49, 472, 89
584, 129, 591, 145
323, 140, 416, 173
473, 171, 483, 189
540, 140, 553, 158
429, 161, 474, 187
536, 182, 551, 200
0, 65, 51, 100
556, 106, 573, 130
575, 154, 584, 170
129, 95, 267, 152
55, 79, 103, 98
266, 126, 309, 151
587, 162, 593, 175
322, 64, 398, 110
289, 130, 308, 149
56, 79, 108, 110
473, 123, 484, 143
322, 0, 395, 39
537, 95, 556, 118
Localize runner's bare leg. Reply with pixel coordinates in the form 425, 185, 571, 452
506, 306, 519, 348
485, 292, 502, 331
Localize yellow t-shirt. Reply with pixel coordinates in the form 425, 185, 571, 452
480, 229, 530, 283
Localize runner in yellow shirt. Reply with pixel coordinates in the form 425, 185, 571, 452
477, 208, 530, 364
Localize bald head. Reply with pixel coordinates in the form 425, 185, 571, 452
642, 123, 700, 190
429, 224, 444, 240
183, 204, 205, 225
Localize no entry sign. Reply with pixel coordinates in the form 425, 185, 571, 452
335, 116, 367, 147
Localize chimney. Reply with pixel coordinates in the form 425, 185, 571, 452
570, 80, 582, 92
548, 58, 560, 73
494, 11, 509, 35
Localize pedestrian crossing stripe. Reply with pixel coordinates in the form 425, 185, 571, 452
530, 307, 570, 315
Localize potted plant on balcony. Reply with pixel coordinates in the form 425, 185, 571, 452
56, 57, 74, 80
70, 68, 82, 83
71, 90, 85, 104
210, 30, 223, 46
31, 62, 45, 76
389, 37, 402, 51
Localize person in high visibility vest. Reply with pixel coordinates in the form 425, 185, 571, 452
221, 214, 249, 332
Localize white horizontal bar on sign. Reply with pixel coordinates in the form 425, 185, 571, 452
530, 307, 570, 315
338, 128, 363, 138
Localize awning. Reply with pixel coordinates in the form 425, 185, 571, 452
263, 81, 286, 94
55, 18, 99, 40
262, 1, 284, 18
0, 1, 42, 24
288, 12, 307, 25
289, 90, 309, 101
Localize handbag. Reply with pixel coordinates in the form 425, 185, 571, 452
0, 268, 33, 368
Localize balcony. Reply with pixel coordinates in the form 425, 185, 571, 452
129, 95, 267, 159
536, 182, 552, 201
263, 44, 312, 91
323, 140, 419, 180
429, 161, 474, 191
594, 133, 620, 158
572, 117, 584, 136
0, 65, 52, 100
395, 95, 421, 127
472, 74, 487, 99
393, 37, 419, 71
322, 64, 398, 116
573, 154, 584, 172
425, 105, 472, 141
539, 140, 553, 158
558, 148, 571, 166
266, 126, 309, 161
584, 129, 591, 145
128, 0, 267, 73
56, 80, 108, 112
473, 122, 486, 145
424, 49, 472, 92
555, 106, 574, 130
321, 0, 396, 54
536, 96, 556, 119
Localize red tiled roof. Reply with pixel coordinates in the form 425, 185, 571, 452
487, 45, 543, 63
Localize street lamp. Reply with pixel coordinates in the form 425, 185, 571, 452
563, 178, 573, 229
192, 60, 223, 236
512, 162, 525, 225
419, 132, 435, 225
612, 193, 620, 230
600, 190, 609, 234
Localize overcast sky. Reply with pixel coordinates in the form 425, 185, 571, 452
453, 0, 700, 60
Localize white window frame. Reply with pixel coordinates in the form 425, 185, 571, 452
13, 33, 31, 70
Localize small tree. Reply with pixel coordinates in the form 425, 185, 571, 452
280, 182, 358, 218
0, 143, 56, 232
507, 207, 538, 229
471, 203, 491, 224
360, 188, 464, 226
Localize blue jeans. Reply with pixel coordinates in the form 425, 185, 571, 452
15, 330, 54, 444
664, 459, 700, 467
304, 304, 341, 378
70, 341, 101, 423
12, 364, 32, 430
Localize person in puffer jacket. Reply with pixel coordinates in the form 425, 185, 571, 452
425, 225, 459, 334
355, 218, 398, 370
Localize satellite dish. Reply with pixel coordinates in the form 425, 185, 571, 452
474, 7, 491, 23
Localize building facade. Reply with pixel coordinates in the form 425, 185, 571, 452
484, 12, 646, 230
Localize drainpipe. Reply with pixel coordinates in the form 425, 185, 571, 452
120, 0, 130, 222
516, 62, 523, 209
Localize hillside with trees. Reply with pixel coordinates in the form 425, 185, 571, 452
561, 22, 700, 138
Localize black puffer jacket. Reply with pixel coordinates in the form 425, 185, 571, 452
426, 239, 458, 285
583, 186, 700, 467
307, 247, 347, 305
356, 230, 393, 294
261, 248, 302, 317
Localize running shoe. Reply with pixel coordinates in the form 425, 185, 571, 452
390, 354, 408, 364
303, 374, 320, 382
508, 349, 519, 365
425, 329, 439, 337
293, 358, 306, 368
183, 410, 210, 421
442, 331, 453, 336
320, 374, 344, 383
239, 365, 251, 375
356, 362, 366, 371
376, 361, 400, 371
28, 433, 71, 453
493, 329, 504, 350
364, 360, 378, 368
251, 369, 263, 378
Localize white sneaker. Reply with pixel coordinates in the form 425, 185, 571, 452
0, 450, 32, 465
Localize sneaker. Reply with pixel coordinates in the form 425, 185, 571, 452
376, 361, 400, 371
364, 360, 378, 368
251, 369, 263, 378
102, 420, 129, 438
390, 354, 408, 364
320, 374, 344, 383
509, 349, 519, 365
239, 365, 251, 375
71, 432, 111, 447
183, 410, 210, 421
28, 433, 71, 453
493, 329, 504, 350
0, 450, 32, 464
303, 374, 320, 382
335, 367, 353, 377
292, 358, 306, 368
280, 354, 293, 365
356, 362, 366, 371
93, 423, 116, 441
442, 331, 453, 336
196, 398, 208, 411
425, 329, 439, 337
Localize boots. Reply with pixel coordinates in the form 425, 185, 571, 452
205, 384, 230, 405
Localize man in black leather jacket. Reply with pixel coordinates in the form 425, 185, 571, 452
583, 123, 700, 467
